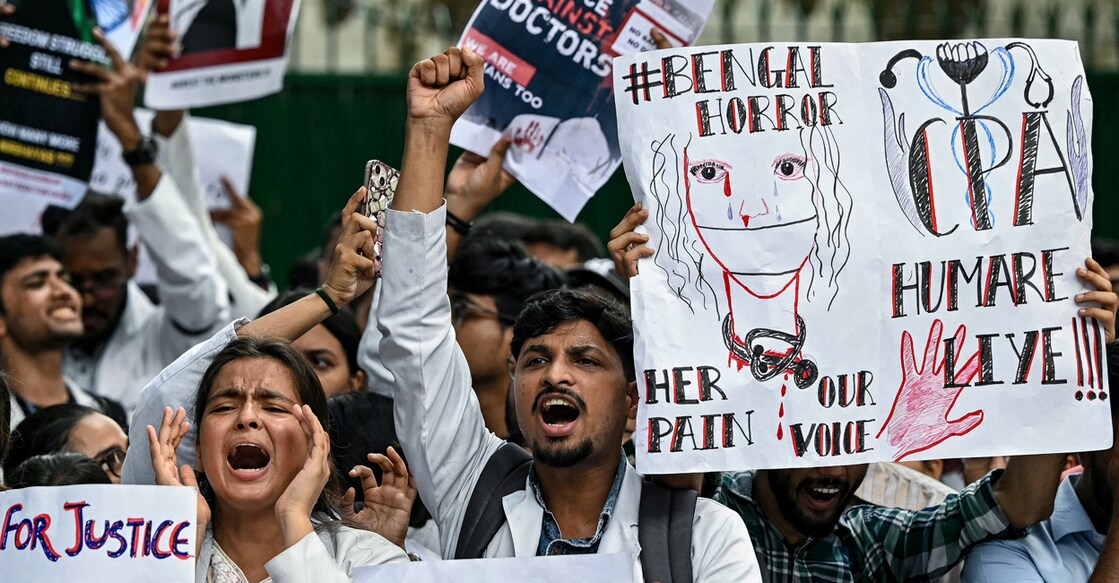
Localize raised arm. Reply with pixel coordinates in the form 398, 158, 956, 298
375, 47, 505, 556
73, 29, 230, 363
994, 260, 1116, 526
393, 47, 486, 214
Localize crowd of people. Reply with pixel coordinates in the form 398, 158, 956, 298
3, 7, 1119, 583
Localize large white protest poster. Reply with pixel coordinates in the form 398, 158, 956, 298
1, 485, 196, 582
616, 40, 1108, 473
354, 553, 633, 582
145, 0, 301, 109
450, 0, 715, 221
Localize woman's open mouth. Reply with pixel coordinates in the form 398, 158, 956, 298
226, 443, 271, 478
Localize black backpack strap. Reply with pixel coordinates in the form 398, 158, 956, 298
638, 481, 697, 583
454, 442, 533, 559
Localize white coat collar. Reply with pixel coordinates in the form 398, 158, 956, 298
500, 462, 643, 560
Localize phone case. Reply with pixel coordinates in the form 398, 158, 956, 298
362, 160, 399, 274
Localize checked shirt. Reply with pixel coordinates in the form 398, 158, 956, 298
715, 470, 1021, 582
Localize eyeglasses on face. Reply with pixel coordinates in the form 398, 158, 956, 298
94, 446, 127, 478
449, 293, 515, 328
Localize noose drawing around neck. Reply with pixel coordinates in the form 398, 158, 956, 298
723, 314, 819, 389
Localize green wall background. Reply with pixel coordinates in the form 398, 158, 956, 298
198, 73, 1119, 288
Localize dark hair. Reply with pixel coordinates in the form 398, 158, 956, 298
8, 452, 111, 488
327, 391, 434, 527
258, 290, 363, 377
0, 234, 63, 314
4, 404, 104, 476
449, 235, 567, 322
193, 336, 339, 517
521, 219, 605, 263
287, 253, 321, 290
510, 288, 635, 381
1092, 239, 1119, 269
43, 192, 128, 253
472, 212, 536, 243
0, 374, 10, 481
319, 214, 345, 261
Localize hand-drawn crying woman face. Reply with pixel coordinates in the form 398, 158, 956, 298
650, 124, 852, 321
684, 129, 821, 297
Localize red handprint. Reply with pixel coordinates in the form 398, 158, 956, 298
878, 319, 983, 461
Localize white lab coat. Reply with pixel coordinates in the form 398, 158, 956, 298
374, 204, 762, 582
154, 114, 276, 320
63, 171, 229, 412
196, 521, 407, 583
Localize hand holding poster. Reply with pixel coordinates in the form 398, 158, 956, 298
616, 40, 1108, 473
145, 0, 301, 109
89, 110, 256, 211
450, 0, 715, 221
1, 485, 197, 582
354, 553, 633, 582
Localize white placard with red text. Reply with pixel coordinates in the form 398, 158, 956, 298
1, 485, 196, 582
616, 39, 1109, 472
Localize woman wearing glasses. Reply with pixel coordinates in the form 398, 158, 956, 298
3, 404, 128, 483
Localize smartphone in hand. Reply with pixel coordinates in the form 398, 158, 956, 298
361, 160, 399, 273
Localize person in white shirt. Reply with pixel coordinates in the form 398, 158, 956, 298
373, 46, 761, 581
138, 187, 412, 581
57, 29, 229, 412
0, 235, 127, 430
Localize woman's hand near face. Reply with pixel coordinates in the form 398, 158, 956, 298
340, 446, 417, 550
608, 202, 654, 279
275, 404, 332, 547
148, 407, 210, 556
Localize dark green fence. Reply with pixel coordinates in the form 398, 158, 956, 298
198, 72, 1119, 288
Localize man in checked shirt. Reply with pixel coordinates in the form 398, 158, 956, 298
709, 257, 1117, 583
609, 176, 1119, 583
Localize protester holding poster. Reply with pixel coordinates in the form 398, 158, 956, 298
450, 0, 715, 220
49, 29, 230, 412
964, 344, 1119, 581
372, 46, 761, 581
611, 37, 1119, 582
131, 189, 411, 580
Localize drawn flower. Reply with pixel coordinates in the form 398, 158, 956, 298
936, 42, 988, 85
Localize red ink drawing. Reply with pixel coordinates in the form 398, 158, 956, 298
878, 318, 983, 460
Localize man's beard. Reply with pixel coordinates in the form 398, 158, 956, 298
532, 437, 594, 468
765, 471, 856, 538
